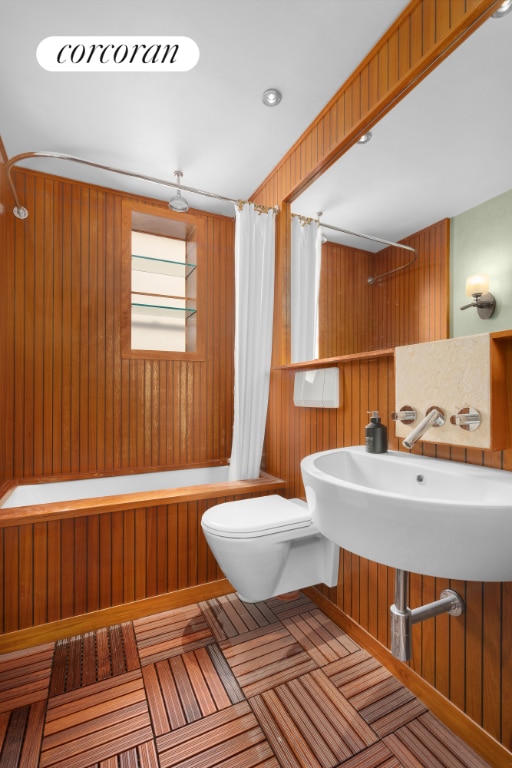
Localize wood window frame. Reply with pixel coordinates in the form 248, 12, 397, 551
121, 199, 206, 361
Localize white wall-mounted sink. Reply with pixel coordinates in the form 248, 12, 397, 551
301, 445, 512, 582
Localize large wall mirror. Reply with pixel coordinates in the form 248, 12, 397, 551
291, 8, 512, 360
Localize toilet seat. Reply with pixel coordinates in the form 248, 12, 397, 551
201, 495, 312, 539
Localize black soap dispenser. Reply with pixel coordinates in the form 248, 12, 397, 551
365, 411, 388, 454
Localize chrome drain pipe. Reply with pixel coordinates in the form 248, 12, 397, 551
390, 569, 464, 661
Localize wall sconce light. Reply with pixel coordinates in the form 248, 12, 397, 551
460, 274, 496, 319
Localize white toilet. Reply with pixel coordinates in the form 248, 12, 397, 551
201, 494, 339, 603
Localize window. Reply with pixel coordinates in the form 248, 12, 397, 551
122, 201, 205, 359
131, 232, 196, 352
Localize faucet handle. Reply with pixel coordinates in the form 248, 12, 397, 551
450, 407, 481, 431
425, 406, 446, 426
391, 406, 417, 424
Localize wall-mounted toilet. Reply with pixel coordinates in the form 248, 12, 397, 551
201, 494, 339, 603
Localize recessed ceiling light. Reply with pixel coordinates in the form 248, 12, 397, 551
358, 131, 372, 145
262, 88, 282, 107
492, 0, 512, 17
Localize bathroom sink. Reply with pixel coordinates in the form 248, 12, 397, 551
301, 446, 512, 581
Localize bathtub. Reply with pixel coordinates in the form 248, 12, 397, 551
1, 464, 233, 509
0, 463, 286, 516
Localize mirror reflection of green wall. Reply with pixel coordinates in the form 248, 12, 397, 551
451, 189, 512, 338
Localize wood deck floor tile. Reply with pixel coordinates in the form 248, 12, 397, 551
40, 670, 152, 768
283, 609, 360, 665
346, 671, 428, 737
365, 698, 428, 738
250, 670, 379, 768
336, 665, 394, 700
384, 718, 492, 768
304, 670, 378, 750
220, 623, 294, 654
348, 676, 406, 711
323, 649, 382, 688
383, 732, 433, 768
49, 624, 139, 697
134, 605, 213, 666
265, 592, 317, 621
143, 644, 241, 737
220, 625, 318, 697
0, 645, 54, 713
200, 594, 279, 642
356, 684, 423, 723
156, 700, 275, 768
410, 714, 491, 767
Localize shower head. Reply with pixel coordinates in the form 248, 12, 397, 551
168, 170, 190, 212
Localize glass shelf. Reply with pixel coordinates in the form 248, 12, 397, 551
132, 254, 196, 278
132, 303, 197, 318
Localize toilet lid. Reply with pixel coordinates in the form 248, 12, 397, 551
201, 495, 312, 538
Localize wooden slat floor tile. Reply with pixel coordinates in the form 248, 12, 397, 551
283, 609, 361, 665
0, 592, 494, 768
265, 592, 318, 620
49, 623, 139, 696
251, 669, 378, 768
323, 649, 384, 690
143, 644, 243, 737
133, 604, 213, 666
0, 644, 54, 712
219, 624, 318, 697
40, 670, 152, 768
384, 712, 492, 768
156, 700, 279, 768
200, 593, 279, 642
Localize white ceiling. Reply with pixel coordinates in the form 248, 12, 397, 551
1, 0, 409, 217
2, 1, 509, 240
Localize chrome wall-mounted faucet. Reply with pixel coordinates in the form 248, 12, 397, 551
403, 406, 446, 449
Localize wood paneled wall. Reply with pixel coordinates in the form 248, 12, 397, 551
0, 499, 219, 634
256, 1, 510, 763
1, 168, 235, 482
319, 220, 449, 357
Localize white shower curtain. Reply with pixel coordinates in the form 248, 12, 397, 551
229, 203, 276, 481
291, 216, 321, 363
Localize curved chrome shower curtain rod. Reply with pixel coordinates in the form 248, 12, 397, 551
5, 150, 277, 219
7, 151, 415, 283
292, 212, 417, 284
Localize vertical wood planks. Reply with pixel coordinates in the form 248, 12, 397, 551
2, 170, 235, 481
0, 490, 261, 634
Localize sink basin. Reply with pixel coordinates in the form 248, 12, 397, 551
301, 445, 512, 581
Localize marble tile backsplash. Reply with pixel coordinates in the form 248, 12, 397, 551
395, 333, 491, 448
